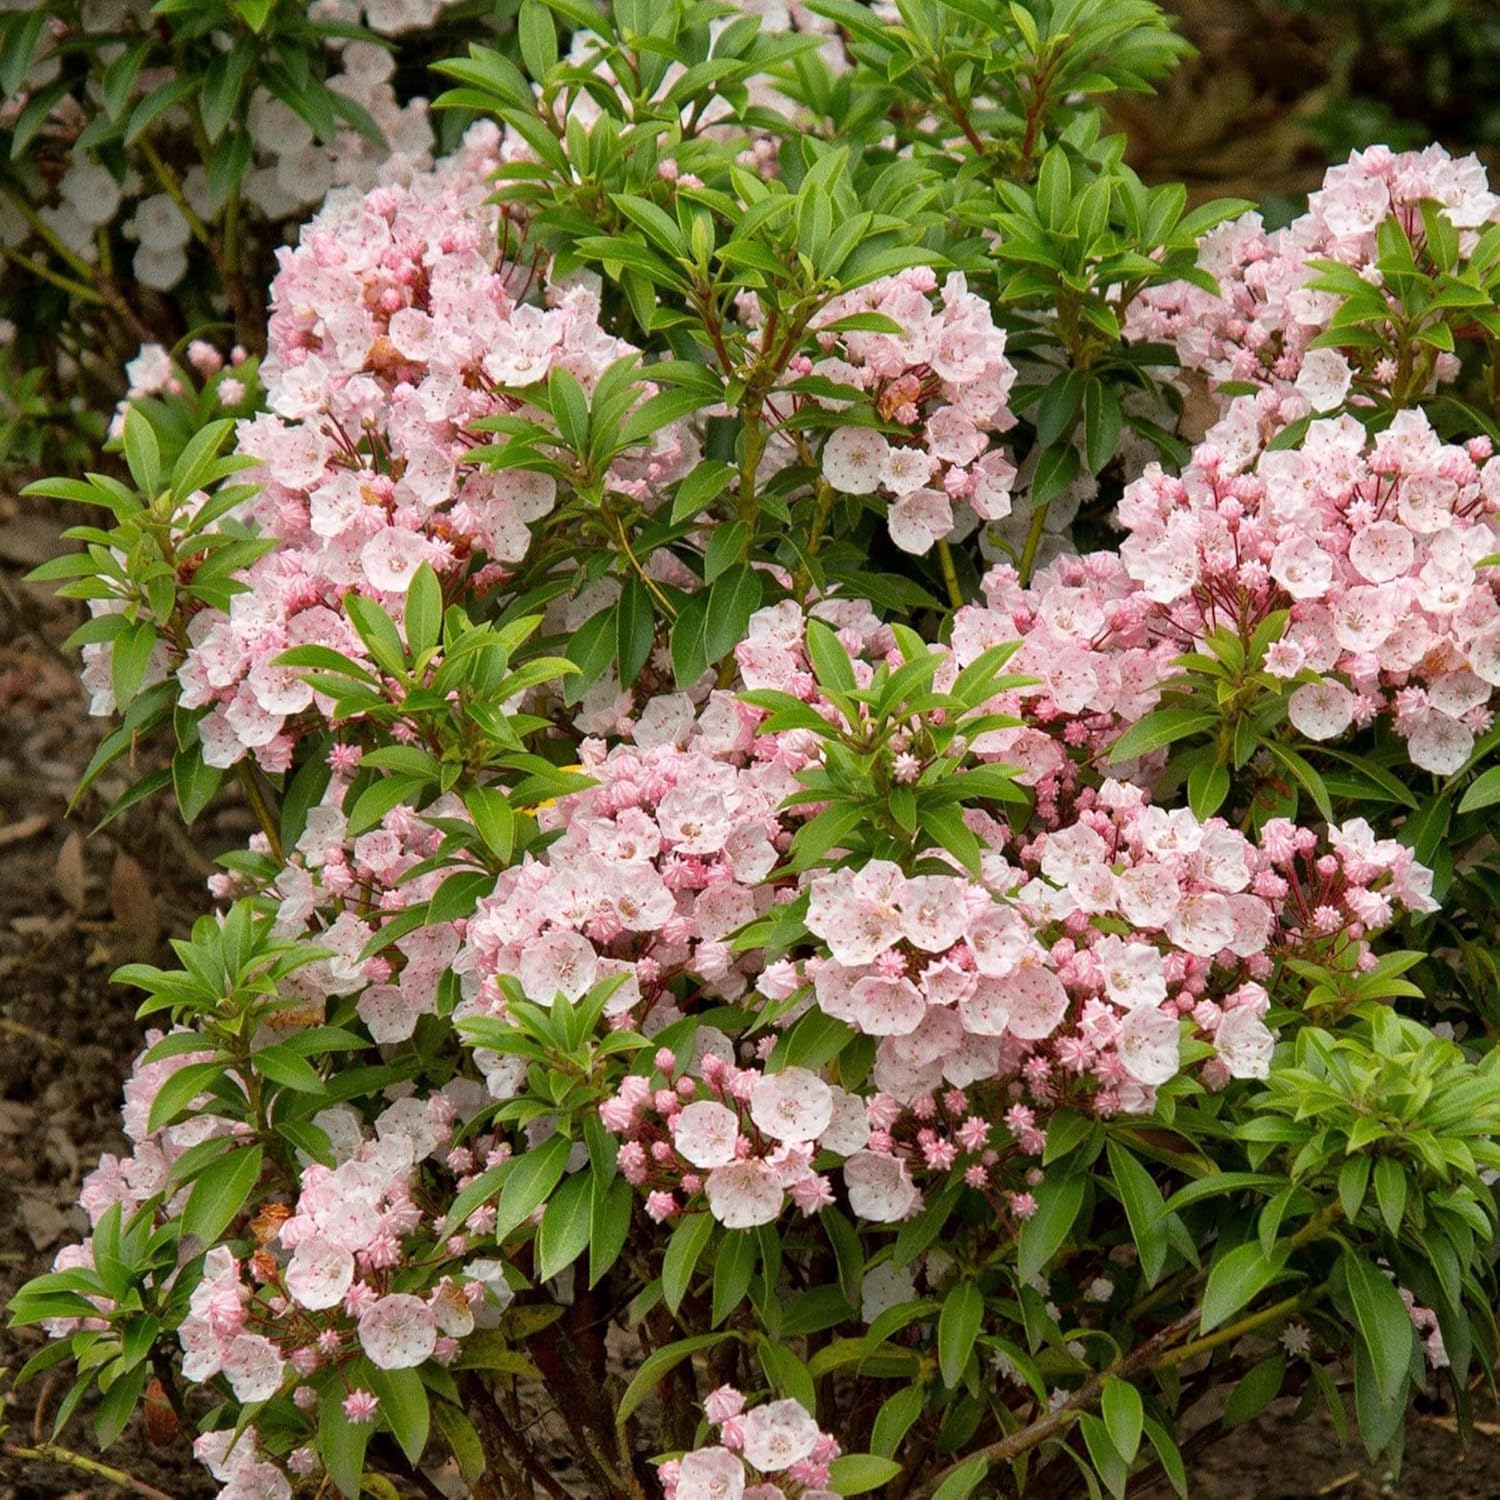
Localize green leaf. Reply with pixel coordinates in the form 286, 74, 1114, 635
1341, 1249, 1415, 1405
1223, 1354, 1286, 1427
111, 621, 159, 712
1101, 1376, 1143, 1464
1079, 1411, 1129, 1499
252, 1044, 325, 1094
464, 786, 515, 865
367, 1364, 430, 1466
1034, 370, 1085, 449
1186, 760, 1230, 821
518, 0, 559, 77
671, 459, 735, 524
1265, 741, 1332, 820
663, 1212, 715, 1316
1200, 1242, 1282, 1333
180, 1145, 262, 1246
1030, 442, 1080, 507
173, 748, 224, 825
319, 1377, 372, 1496
536, 1171, 592, 1281
1458, 765, 1500, 814
1143, 1417, 1187, 1500
703, 564, 762, 668
704, 521, 750, 584
616, 1333, 735, 1428
931, 1458, 989, 1500
405, 562, 442, 656
1083, 378, 1124, 474
1036, 146, 1072, 230
1108, 707, 1217, 763
616, 573, 654, 688
937, 1281, 983, 1387
712, 1231, 756, 1327
1373, 1158, 1407, 1236
432, 1402, 486, 1486
124, 76, 198, 146
493, 1132, 572, 1243
871, 1384, 924, 1459
146, 1061, 224, 1133
93, 1363, 147, 1450
1105, 1141, 1168, 1286
589, 1173, 634, 1288
827, 1454, 904, 1494
1016, 1172, 1086, 1283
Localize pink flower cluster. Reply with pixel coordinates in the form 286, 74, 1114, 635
259, 771, 466, 1044
455, 706, 813, 1083
175, 1081, 517, 1411
1127, 144, 1498, 406
952, 552, 1179, 812
659, 1390, 841, 1500
193, 1426, 293, 1500
802, 268, 1018, 554
602, 1046, 875, 1230
170, 123, 695, 771
797, 787, 1282, 1114
1116, 405, 1500, 771
72, 1032, 247, 1233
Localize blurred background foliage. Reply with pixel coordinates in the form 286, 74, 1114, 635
1126, 0, 1500, 225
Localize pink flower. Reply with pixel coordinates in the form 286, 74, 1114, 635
343, 1389, 380, 1424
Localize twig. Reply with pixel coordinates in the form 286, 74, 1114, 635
4, 1441, 176, 1500
909, 1311, 1200, 1500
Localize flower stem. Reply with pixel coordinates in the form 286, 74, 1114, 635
1153, 1287, 1323, 1371
136, 138, 213, 249
935, 536, 964, 610
1017, 498, 1050, 587
0, 247, 103, 303
235, 761, 284, 864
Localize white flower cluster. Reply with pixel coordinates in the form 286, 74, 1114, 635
0, 3, 464, 296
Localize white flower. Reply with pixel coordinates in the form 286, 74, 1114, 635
843, 1150, 920, 1222
822, 426, 891, 494
704, 1159, 784, 1228
1279, 1322, 1312, 1357
749, 1067, 833, 1144
284, 1235, 355, 1310
739, 1399, 820, 1473
360, 526, 428, 593
1096, 937, 1168, 1011
673, 1101, 742, 1169
1288, 678, 1355, 741
1268, 535, 1334, 600
1407, 709, 1474, 774
358, 1293, 437, 1369
675, 1447, 746, 1500
220, 1334, 286, 1402
1214, 1007, 1276, 1080
1116, 1005, 1180, 1086
1295, 348, 1353, 412
1004, 966, 1070, 1040
860, 1258, 916, 1323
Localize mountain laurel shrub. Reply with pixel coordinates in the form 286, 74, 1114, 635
11, 2, 1500, 1498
